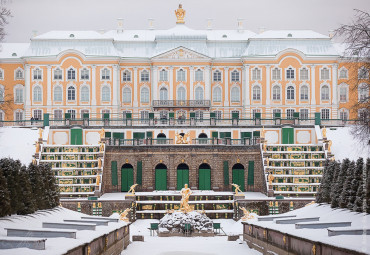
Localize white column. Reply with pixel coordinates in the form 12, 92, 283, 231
91, 65, 97, 106
205, 66, 211, 100
224, 67, 229, 106
133, 67, 138, 107
189, 66, 194, 100
265, 65, 271, 105
112, 65, 118, 106
332, 64, 339, 119
46, 65, 52, 110
25, 65, 31, 118
244, 65, 250, 108
151, 66, 158, 101
310, 65, 316, 114
169, 67, 173, 100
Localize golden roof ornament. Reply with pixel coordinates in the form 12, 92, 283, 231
175, 4, 185, 24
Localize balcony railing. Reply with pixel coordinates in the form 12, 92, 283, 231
106, 138, 259, 146
152, 100, 211, 108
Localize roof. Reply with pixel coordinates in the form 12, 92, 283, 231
252, 30, 329, 39
0, 43, 30, 59
33, 30, 113, 40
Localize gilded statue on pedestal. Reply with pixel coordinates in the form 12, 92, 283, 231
38, 128, 43, 139
96, 175, 100, 186
174, 4, 186, 24
232, 183, 242, 195
239, 206, 255, 220
119, 208, 131, 222
127, 184, 138, 196
268, 173, 275, 185
328, 140, 332, 153
179, 184, 193, 213
175, 132, 190, 144
99, 128, 105, 140
322, 126, 327, 138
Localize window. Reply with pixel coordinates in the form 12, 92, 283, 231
177, 69, 186, 81
0, 87, 3, 102
358, 67, 369, 79
358, 85, 369, 102
67, 68, 76, 80
321, 67, 330, 80
141, 87, 149, 103
102, 109, 110, 117
287, 86, 295, 100
177, 87, 186, 100
123, 87, 131, 103
122, 110, 131, 120
33, 109, 42, 120
339, 109, 348, 121
213, 70, 221, 82
286, 68, 295, 80
15, 69, 23, 79
53, 86, 62, 102
231, 70, 239, 82
300, 109, 309, 120
195, 110, 204, 122
33, 68, 42, 80
321, 109, 330, 120
159, 69, 168, 81
160, 110, 168, 123
358, 108, 369, 122
231, 87, 240, 102
300, 68, 309, 80
101, 68, 110, 80
15, 110, 23, 121
122, 70, 131, 82
339, 68, 348, 79
54, 109, 63, 120
213, 87, 221, 102
321, 85, 330, 100
54, 68, 62, 80
141, 70, 149, 82
300, 85, 309, 100
80, 86, 89, 102
81, 68, 89, 80
252, 86, 261, 100
195, 69, 203, 81
33, 86, 42, 102
287, 109, 294, 119
252, 68, 261, 80
0, 69, 3, 79
160, 87, 168, 100
213, 110, 222, 120
81, 109, 89, 118
195, 86, 204, 100
340, 87, 347, 102
272, 85, 281, 100
252, 109, 260, 119
102, 86, 110, 102
67, 86, 76, 101
15, 86, 23, 103
272, 68, 281, 80
0, 110, 3, 121
67, 109, 76, 120
273, 108, 281, 116
140, 110, 149, 124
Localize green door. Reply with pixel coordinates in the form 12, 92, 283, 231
177, 169, 189, 190
155, 168, 167, 190
70, 129, 83, 145
282, 128, 294, 144
121, 166, 133, 192
199, 168, 211, 190
232, 168, 245, 192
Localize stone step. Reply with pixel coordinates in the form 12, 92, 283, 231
80, 216, 119, 222
296, 221, 351, 229
0, 237, 46, 250
328, 228, 370, 236
257, 215, 296, 221
43, 222, 96, 230
5, 228, 76, 239
63, 219, 109, 226
275, 217, 320, 224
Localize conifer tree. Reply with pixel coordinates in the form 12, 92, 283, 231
28, 163, 46, 210
0, 169, 11, 217
366, 158, 370, 213
331, 158, 350, 208
353, 182, 364, 212
40, 164, 59, 208
317, 160, 335, 203
17, 167, 36, 215
339, 161, 356, 209
348, 158, 364, 210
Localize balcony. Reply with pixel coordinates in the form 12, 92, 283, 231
152, 100, 211, 108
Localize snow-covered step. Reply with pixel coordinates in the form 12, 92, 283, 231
258, 215, 296, 222
295, 221, 351, 229
328, 228, 370, 236
63, 219, 109, 226
0, 237, 46, 250
42, 222, 96, 231
275, 217, 320, 224
5, 228, 76, 238
81, 216, 119, 222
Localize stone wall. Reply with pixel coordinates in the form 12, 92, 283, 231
102, 145, 264, 193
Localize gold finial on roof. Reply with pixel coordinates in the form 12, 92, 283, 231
175, 4, 186, 24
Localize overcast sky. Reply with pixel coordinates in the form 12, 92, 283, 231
4, 0, 370, 42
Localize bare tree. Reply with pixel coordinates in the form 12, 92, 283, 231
335, 10, 370, 145
0, 6, 11, 42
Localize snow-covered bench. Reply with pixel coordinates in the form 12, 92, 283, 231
0, 237, 46, 250
43, 222, 96, 230
5, 228, 76, 238
275, 217, 320, 224
328, 228, 370, 236
296, 221, 351, 229
63, 219, 109, 226
257, 215, 296, 221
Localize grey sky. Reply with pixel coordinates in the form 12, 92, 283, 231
4, 0, 370, 42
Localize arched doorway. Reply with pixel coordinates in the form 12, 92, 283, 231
177, 163, 189, 190
198, 133, 208, 144
232, 163, 245, 192
121, 163, 134, 192
199, 163, 211, 190
157, 133, 166, 144
155, 163, 167, 190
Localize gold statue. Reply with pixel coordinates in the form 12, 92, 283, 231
328, 140, 332, 153
175, 4, 186, 24
96, 175, 100, 186
99, 142, 104, 152
231, 183, 242, 195
99, 128, 105, 140
266, 157, 269, 166
127, 184, 138, 195
119, 208, 131, 222
32, 158, 37, 165
268, 173, 275, 185
35, 142, 40, 153
239, 206, 255, 221
38, 128, 43, 139
263, 141, 267, 151
305, 201, 315, 207
175, 132, 190, 144
98, 158, 102, 168
331, 156, 335, 161
322, 126, 327, 138
261, 126, 265, 138
179, 184, 193, 213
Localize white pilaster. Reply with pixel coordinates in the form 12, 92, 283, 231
133, 67, 138, 107
224, 67, 229, 106
25, 65, 31, 118
244, 65, 250, 114
169, 67, 173, 100
310, 65, 316, 114
265, 65, 271, 105
205, 66, 211, 100
332, 64, 339, 119
46, 65, 52, 111
112, 65, 119, 113
152, 66, 158, 101
91, 65, 97, 106
189, 66, 194, 100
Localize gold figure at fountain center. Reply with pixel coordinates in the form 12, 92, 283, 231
127, 184, 138, 196
179, 184, 193, 213
175, 4, 186, 24
240, 206, 255, 221
232, 183, 242, 195
119, 208, 130, 222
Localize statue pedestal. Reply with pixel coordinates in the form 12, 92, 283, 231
268, 189, 274, 197
125, 194, 136, 200
234, 194, 245, 200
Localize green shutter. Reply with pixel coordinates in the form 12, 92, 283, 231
253, 131, 260, 137
133, 132, 145, 139
105, 132, 112, 138
111, 161, 118, 186
210, 112, 216, 118
169, 112, 175, 118
126, 113, 132, 119
103, 113, 110, 119
212, 131, 218, 138
43, 113, 49, 126
223, 161, 229, 185
65, 113, 71, 119
199, 168, 211, 190
149, 113, 154, 119
136, 161, 142, 185
315, 112, 321, 125
274, 112, 281, 119
190, 112, 196, 118
282, 128, 294, 144
83, 113, 89, 119
113, 132, 124, 139
247, 161, 254, 186
232, 112, 239, 119
146, 131, 153, 138
241, 132, 252, 138
70, 129, 83, 145
255, 112, 261, 119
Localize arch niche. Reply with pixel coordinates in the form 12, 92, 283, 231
198, 163, 211, 190
121, 163, 134, 192
232, 163, 245, 192
177, 163, 189, 190
155, 163, 167, 190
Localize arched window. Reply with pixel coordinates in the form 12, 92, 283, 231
321, 85, 329, 100
123, 87, 131, 103
231, 70, 239, 82
67, 86, 75, 101
287, 86, 295, 100
15, 69, 23, 79
53, 86, 62, 102
102, 86, 110, 102
80, 86, 89, 102
33, 86, 42, 102
339, 86, 347, 102
160, 87, 168, 100
300, 85, 309, 100
339, 109, 349, 120
213, 87, 221, 102
0, 86, 4, 102
252, 68, 261, 80
14, 110, 23, 121
54, 68, 62, 80
81, 68, 89, 80
101, 68, 110, 80
141, 70, 149, 82
358, 67, 369, 79
252, 86, 261, 100
159, 69, 168, 81
67, 68, 76, 80
122, 70, 131, 82
321, 67, 330, 80
195, 86, 204, 100
141, 87, 149, 103
213, 70, 221, 82
339, 68, 348, 79
358, 84, 369, 102
177, 69, 186, 81
286, 68, 295, 80
231, 87, 240, 102
33, 68, 42, 80
272, 85, 280, 100
15, 86, 23, 103
195, 69, 203, 81
300, 68, 309, 80
177, 87, 186, 100
272, 68, 280, 80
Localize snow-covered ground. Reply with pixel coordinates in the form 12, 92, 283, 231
0, 127, 39, 165
125, 218, 261, 255
325, 126, 370, 161
248, 204, 370, 254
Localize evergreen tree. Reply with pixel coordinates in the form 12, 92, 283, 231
0, 158, 22, 214
331, 158, 350, 208
317, 160, 335, 203
366, 158, 370, 214
339, 161, 356, 209
348, 158, 364, 210
353, 182, 364, 212
17, 167, 36, 215
28, 163, 46, 210
40, 164, 59, 208
0, 169, 11, 217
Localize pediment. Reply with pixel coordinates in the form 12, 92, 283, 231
152, 47, 210, 61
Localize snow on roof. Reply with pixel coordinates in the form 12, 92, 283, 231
0, 43, 29, 59
33, 30, 113, 40
252, 30, 329, 39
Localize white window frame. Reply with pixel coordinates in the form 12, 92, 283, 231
53, 85, 63, 102
231, 70, 240, 82
339, 85, 348, 103
33, 85, 42, 102
14, 84, 24, 104
33, 67, 43, 81
33, 109, 43, 120
54, 67, 63, 81
195, 69, 203, 82
122, 70, 131, 82
195, 86, 204, 101
122, 86, 132, 103
286, 109, 295, 119
140, 70, 150, 82
159, 69, 168, 82
101, 85, 111, 102
0, 68, 4, 80
320, 84, 330, 101
67, 109, 76, 120
252, 85, 261, 100
286, 84, 295, 100
299, 67, 309, 81
272, 84, 281, 101
14, 68, 24, 80
230, 86, 240, 102
80, 85, 90, 102
339, 108, 349, 121
321, 108, 330, 120
101, 67, 111, 81
14, 109, 24, 121
67, 85, 76, 101
252, 67, 261, 81
213, 110, 222, 120
140, 110, 149, 124
67, 67, 77, 81
300, 84, 309, 101
177, 68, 186, 82
286, 67, 295, 80
80, 67, 90, 81
338, 67, 348, 79
358, 67, 369, 80
159, 86, 168, 101
53, 109, 63, 120
358, 83, 369, 102
272, 67, 281, 81
213, 86, 222, 102
177, 85, 186, 101
320, 66, 331, 81
140, 86, 150, 103
213, 70, 222, 82
300, 109, 309, 120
